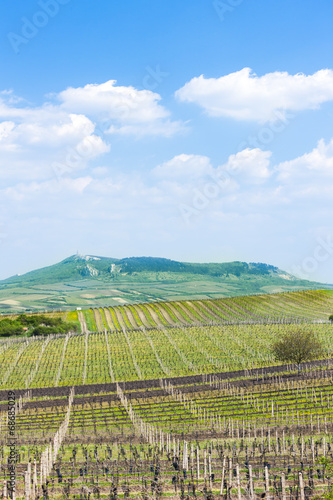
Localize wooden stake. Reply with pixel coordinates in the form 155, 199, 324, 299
281, 472, 286, 500
249, 464, 254, 498
236, 464, 241, 500
204, 450, 207, 482
265, 466, 270, 500
220, 457, 226, 495
229, 457, 232, 491
299, 472, 305, 500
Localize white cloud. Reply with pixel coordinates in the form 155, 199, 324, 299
0, 104, 110, 181
107, 119, 184, 138
4, 176, 93, 201
220, 148, 272, 184
58, 80, 167, 122
176, 68, 333, 123
0, 121, 15, 142
2, 143, 333, 284
0, 79, 184, 181
153, 154, 213, 179
277, 138, 333, 182
57, 80, 183, 136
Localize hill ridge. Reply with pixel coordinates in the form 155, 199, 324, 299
0, 255, 331, 313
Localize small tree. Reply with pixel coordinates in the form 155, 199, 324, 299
329, 314, 333, 324
271, 329, 324, 373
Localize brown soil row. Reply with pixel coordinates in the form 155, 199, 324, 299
0, 358, 332, 404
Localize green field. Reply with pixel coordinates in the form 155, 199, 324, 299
1, 289, 333, 499
1, 289, 333, 390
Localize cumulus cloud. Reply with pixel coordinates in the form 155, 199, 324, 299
0, 100, 110, 180
0, 79, 184, 181
277, 138, 333, 182
57, 80, 183, 136
2, 142, 333, 278
220, 148, 272, 184
176, 68, 333, 123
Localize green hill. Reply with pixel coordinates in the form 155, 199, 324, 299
0, 254, 331, 313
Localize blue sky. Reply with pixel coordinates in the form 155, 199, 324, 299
0, 0, 333, 283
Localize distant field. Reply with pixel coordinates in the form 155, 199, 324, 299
0, 270, 330, 313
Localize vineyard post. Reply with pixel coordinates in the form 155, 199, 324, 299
229, 457, 232, 492
298, 472, 305, 500
33, 459, 37, 499
220, 457, 226, 495
236, 464, 241, 500
208, 452, 212, 489
261, 426, 264, 447
186, 441, 189, 470
204, 449, 207, 481
248, 464, 254, 498
265, 466, 270, 500
196, 448, 200, 481
24, 470, 29, 500
26, 462, 32, 500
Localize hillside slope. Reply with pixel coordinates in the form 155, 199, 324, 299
0, 254, 330, 313
1, 290, 333, 390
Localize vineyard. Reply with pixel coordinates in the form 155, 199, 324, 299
71, 289, 333, 333
1, 289, 333, 498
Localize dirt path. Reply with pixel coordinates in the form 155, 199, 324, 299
131, 305, 151, 327
78, 311, 88, 333
104, 308, 116, 331
93, 308, 104, 331
123, 306, 140, 328
176, 302, 201, 322
114, 307, 128, 330
155, 303, 176, 326
141, 304, 164, 327
196, 300, 223, 321
185, 300, 212, 322
164, 302, 189, 324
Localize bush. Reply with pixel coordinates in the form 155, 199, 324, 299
0, 314, 78, 337
271, 329, 324, 372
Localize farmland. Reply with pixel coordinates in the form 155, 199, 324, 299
74, 288, 333, 332
1, 289, 333, 498
0, 290, 333, 389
